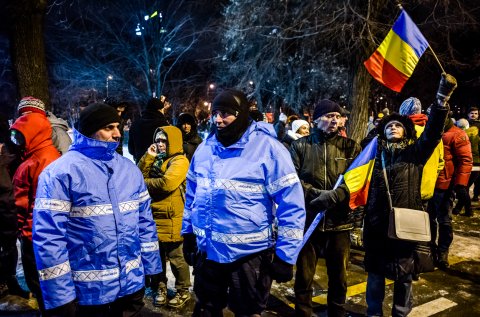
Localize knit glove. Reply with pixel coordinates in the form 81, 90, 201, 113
182, 233, 198, 266
270, 255, 294, 283
310, 189, 339, 210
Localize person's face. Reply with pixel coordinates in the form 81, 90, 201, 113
384, 121, 405, 142
468, 110, 479, 120
91, 122, 121, 142
154, 132, 168, 154
212, 110, 236, 130
116, 106, 126, 117
297, 124, 310, 136
316, 112, 341, 133
182, 122, 192, 134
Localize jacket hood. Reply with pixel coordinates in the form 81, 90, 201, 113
409, 113, 428, 127
47, 111, 69, 130
154, 125, 184, 157
176, 113, 197, 131
11, 113, 54, 156
70, 128, 118, 160
377, 112, 416, 141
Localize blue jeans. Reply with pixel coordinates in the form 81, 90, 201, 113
366, 272, 413, 317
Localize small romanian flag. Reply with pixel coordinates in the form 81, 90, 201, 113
364, 10, 429, 92
344, 137, 377, 209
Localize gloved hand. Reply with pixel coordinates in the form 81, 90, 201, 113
182, 233, 198, 266
454, 184, 468, 201
309, 189, 339, 210
270, 255, 294, 283
436, 73, 457, 105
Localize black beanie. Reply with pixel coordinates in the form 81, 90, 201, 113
78, 103, 121, 137
312, 100, 343, 120
212, 89, 248, 117
146, 98, 164, 111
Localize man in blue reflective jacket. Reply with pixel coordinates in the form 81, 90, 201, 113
181, 89, 306, 316
33, 103, 162, 316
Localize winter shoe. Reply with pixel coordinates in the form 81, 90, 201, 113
153, 288, 167, 307
452, 208, 461, 215
168, 290, 191, 308
437, 252, 450, 270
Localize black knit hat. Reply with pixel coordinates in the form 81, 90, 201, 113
146, 97, 164, 110
211, 89, 249, 117
78, 103, 121, 137
312, 100, 343, 120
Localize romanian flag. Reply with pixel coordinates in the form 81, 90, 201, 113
344, 137, 377, 209
364, 10, 429, 92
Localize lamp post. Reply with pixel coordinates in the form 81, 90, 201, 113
106, 75, 113, 97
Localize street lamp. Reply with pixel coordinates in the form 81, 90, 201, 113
106, 75, 113, 97
207, 83, 215, 100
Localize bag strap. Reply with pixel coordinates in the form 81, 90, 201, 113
380, 151, 394, 210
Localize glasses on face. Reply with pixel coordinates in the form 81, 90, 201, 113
212, 111, 235, 119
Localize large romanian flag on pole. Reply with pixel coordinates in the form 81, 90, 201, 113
343, 136, 377, 209
364, 10, 429, 92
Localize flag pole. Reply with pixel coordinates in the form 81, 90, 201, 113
397, 1, 446, 74
428, 46, 446, 74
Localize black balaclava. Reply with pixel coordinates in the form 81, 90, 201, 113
211, 89, 251, 147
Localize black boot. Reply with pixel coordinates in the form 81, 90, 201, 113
6, 276, 30, 299
437, 252, 450, 270
452, 208, 461, 215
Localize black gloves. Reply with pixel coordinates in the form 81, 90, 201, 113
436, 73, 457, 104
44, 300, 77, 317
270, 255, 294, 283
454, 184, 469, 201
309, 188, 339, 210
182, 233, 198, 266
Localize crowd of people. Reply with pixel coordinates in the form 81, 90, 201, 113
0, 72, 472, 317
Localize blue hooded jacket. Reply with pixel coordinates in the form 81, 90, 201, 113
182, 121, 306, 264
33, 129, 162, 309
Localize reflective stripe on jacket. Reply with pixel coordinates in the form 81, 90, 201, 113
33, 129, 162, 309
181, 121, 305, 264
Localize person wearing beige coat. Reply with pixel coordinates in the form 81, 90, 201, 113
138, 125, 192, 308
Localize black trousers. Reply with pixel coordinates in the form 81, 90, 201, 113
21, 237, 46, 312
294, 230, 350, 317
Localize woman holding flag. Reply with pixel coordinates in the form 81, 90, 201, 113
363, 73, 455, 316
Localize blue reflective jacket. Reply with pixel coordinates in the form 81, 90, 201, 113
181, 121, 306, 264
33, 129, 162, 309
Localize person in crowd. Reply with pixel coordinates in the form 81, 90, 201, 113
129, 97, 170, 163
399, 97, 444, 209
467, 106, 480, 200
282, 119, 310, 148
181, 89, 306, 317
46, 111, 71, 155
290, 99, 361, 317
138, 126, 192, 308
105, 97, 128, 155
338, 109, 349, 138
274, 111, 288, 140
10, 97, 61, 313
453, 118, 479, 217
32, 103, 162, 316
428, 110, 472, 269
0, 114, 28, 299
175, 113, 203, 161
363, 75, 453, 317
249, 109, 265, 122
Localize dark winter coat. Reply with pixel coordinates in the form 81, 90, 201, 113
0, 143, 17, 241
363, 107, 448, 280
175, 113, 202, 161
289, 128, 361, 231
128, 109, 169, 162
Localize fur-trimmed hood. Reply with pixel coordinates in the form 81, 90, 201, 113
377, 112, 417, 142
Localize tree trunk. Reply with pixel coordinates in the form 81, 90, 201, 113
348, 62, 372, 144
8, 0, 50, 108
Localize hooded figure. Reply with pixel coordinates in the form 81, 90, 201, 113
363, 106, 448, 316
137, 125, 192, 308
175, 113, 203, 161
